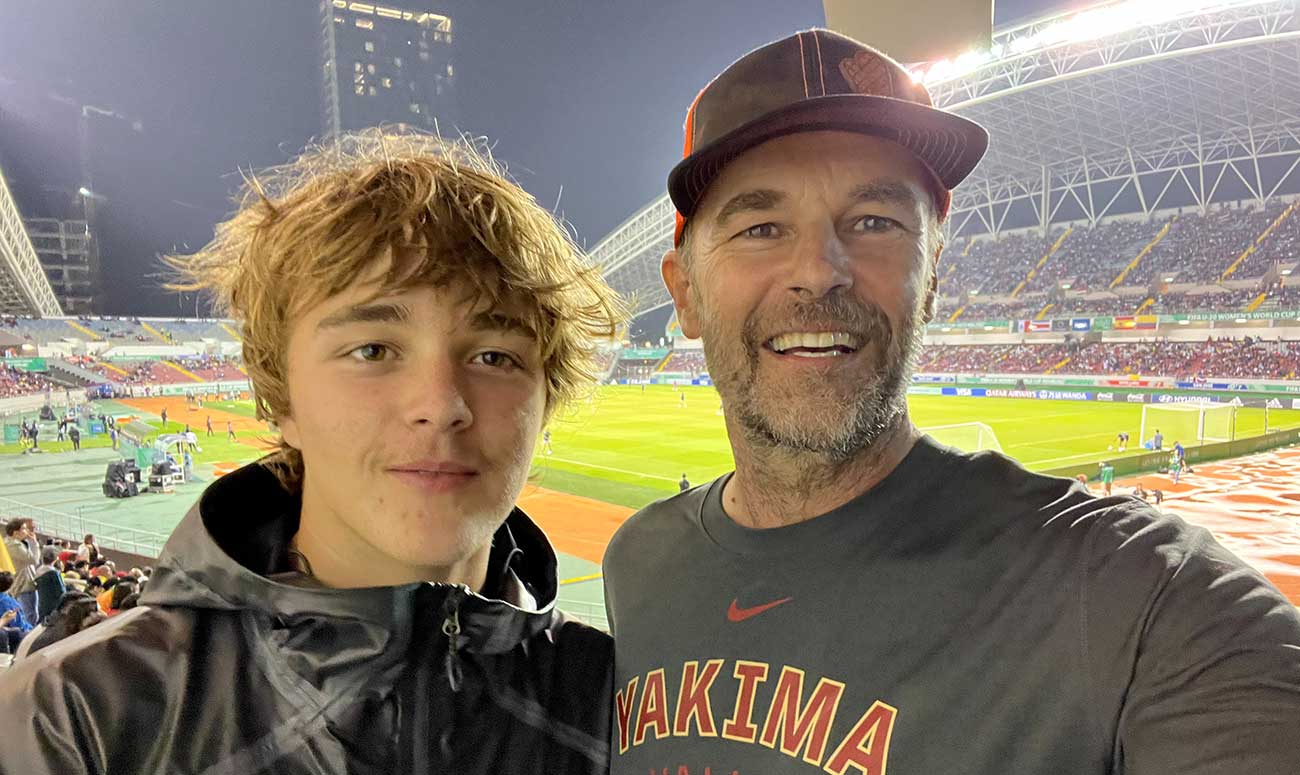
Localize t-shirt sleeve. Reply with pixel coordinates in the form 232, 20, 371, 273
1091, 509, 1300, 773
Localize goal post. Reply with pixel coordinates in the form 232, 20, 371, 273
921, 421, 1003, 453
1140, 402, 1237, 447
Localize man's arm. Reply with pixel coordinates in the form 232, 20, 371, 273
1104, 519, 1300, 773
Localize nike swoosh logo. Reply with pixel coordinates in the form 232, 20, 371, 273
727, 596, 793, 623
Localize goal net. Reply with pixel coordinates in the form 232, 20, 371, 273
921, 422, 1003, 453
1140, 402, 1236, 447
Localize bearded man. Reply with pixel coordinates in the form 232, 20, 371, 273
602, 29, 1300, 775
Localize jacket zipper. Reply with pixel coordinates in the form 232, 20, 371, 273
441, 592, 464, 692
438, 590, 465, 763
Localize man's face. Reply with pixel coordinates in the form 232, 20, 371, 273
663, 132, 941, 460
277, 273, 546, 573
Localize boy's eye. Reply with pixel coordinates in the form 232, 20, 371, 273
348, 343, 390, 362
473, 350, 522, 370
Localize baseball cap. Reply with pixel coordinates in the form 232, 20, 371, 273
668, 29, 990, 245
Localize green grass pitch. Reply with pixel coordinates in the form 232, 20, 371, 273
531, 385, 1300, 509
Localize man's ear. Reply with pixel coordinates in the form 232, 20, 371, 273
921, 239, 943, 324
662, 248, 702, 338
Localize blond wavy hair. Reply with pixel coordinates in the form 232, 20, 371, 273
166, 129, 627, 492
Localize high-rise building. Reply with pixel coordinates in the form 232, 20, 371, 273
24, 218, 97, 314
320, 1, 456, 139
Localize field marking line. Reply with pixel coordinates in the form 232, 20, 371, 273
537, 457, 680, 483
560, 573, 603, 586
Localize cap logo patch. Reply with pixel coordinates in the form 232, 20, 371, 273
839, 51, 897, 98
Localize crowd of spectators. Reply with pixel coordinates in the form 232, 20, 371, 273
176, 355, 241, 381
918, 344, 1068, 373
661, 350, 707, 375
1027, 219, 1154, 294
1, 523, 152, 661
940, 282, 1295, 322
1139, 204, 1272, 284
0, 364, 55, 399
936, 199, 1299, 306
917, 336, 1300, 380
1235, 201, 1300, 279
938, 230, 1058, 298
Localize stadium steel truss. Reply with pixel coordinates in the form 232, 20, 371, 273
0, 161, 61, 317
593, 0, 1300, 317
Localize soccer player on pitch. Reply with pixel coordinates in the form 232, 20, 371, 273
602, 28, 1300, 775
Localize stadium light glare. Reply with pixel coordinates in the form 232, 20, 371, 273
983, 325, 994, 330
1163, 276, 1175, 282
1282, 269, 1293, 275
1235, 318, 1248, 323
919, 0, 1273, 85
941, 326, 952, 332
1178, 320, 1190, 325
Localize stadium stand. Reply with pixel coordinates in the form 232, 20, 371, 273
917, 338, 1300, 380
933, 199, 1300, 321
175, 355, 242, 382
659, 350, 707, 375
0, 317, 242, 347
0, 364, 56, 398
1138, 203, 1278, 284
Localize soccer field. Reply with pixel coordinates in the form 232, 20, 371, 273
532, 385, 1300, 509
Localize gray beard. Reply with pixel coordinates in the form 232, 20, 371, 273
704, 294, 925, 464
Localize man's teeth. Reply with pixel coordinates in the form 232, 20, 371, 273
768, 332, 859, 354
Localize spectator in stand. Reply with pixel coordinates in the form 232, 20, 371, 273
77, 534, 100, 565
3, 519, 39, 624
107, 581, 137, 616
15, 592, 101, 660
34, 546, 66, 622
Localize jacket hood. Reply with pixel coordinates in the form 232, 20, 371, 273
140, 461, 562, 654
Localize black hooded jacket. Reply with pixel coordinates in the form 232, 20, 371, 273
0, 463, 612, 774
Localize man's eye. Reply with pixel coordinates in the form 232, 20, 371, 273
473, 350, 522, 370
739, 223, 779, 239
851, 215, 898, 233
347, 343, 391, 362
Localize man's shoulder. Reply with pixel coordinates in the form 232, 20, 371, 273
605, 481, 715, 565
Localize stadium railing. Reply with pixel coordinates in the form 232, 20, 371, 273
557, 598, 609, 633
0, 495, 170, 559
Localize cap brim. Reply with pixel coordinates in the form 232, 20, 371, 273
668, 94, 989, 219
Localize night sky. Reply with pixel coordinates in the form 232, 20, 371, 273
0, 0, 1067, 315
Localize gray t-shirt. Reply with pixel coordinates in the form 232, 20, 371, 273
603, 436, 1300, 774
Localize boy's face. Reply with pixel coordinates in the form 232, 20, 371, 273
278, 272, 547, 577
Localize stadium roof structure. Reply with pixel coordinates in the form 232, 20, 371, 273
0, 160, 62, 317
593, 0, 1300, 316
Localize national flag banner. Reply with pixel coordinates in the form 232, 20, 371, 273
1114, 316, 1137, 329
1136, 315, 1159, 330
1070, 318, 1092, 331
1023, 320, 1052, 332
1051, 319, 1070, 332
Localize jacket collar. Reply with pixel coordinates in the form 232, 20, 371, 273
141, 461, 560, 655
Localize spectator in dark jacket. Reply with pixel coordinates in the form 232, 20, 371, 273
0, 129, 625, 774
